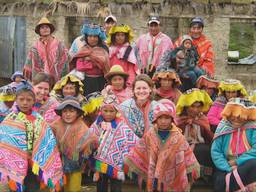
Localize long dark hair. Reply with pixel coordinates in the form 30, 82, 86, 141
84, 35, 109, 52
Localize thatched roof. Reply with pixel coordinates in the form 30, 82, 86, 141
0, 0, 255, 17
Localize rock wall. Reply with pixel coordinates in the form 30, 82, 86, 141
0, 0, 256, 89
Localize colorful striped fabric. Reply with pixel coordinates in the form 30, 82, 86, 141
0, 111, 63, 191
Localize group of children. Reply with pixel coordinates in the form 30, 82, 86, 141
0, 66, 256, 192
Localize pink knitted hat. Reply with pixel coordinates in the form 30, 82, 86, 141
153, 99, 176, 123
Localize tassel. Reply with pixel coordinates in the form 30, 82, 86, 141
16, 182, 22, 192
8, 180, 17, 191
113, 169, 118, 178
106, 165, 113, 177
32, 162, 40, 175
63, 175, 67, 185
153, 178, 158, 191
117, 171, 125, 181
101, 162, 108, 173
123, 164, 129, 174
95, 160, 101, 171
55, 182, 61, 192
39, 169, 43, 180
47, 178, 54, 189
93, 172, 100, 182
40, 181, 46, 189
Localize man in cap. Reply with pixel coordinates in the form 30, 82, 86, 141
23, 17, 69, 82
136, 15, 173, 78
174, 17, 215, 77
104, 14, 117, 35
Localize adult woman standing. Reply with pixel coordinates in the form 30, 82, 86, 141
70, 23, 110, 96
120, 74, 158, 138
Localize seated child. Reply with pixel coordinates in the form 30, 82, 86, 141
0, 80, 63, 192
51, 96, 97, 192
211, 98, 256, 192
91, 95, 139, 192
125, 99, 200, 192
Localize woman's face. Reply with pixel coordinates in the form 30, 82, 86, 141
101, 105, 117, 122
186, 101, 203, 117
134, 80, 151, 101
61, 107, 79, 124
228, 116, 246, 129
33, 82, 50, 102
87, 35, 99, 47
225, 90, 238, 101
111, 75, 125, 90
160, 78, 173, 90
62, 83, 77, 97
115, 32, 126, 45
156, 114, 173, 130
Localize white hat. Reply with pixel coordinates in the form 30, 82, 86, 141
104, 15, 117, 23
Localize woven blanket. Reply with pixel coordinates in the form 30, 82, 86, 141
0, 111, 63, 191
91, 116, 138, 180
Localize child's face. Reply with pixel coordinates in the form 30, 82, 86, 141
227, 116, 246, 129
115, 32, 126, 45
111, 75, 125, 90
33, 82, 50, 102
156, 114, 173, 130
39, 24, 51, 37
225, 90, 238, 101
187, 101, 203, 117
160, 78, 173, 90
183, 39, 192, 49
202, 86, 215, 97
16, 92, 35, 113
101, 105, 117, 122
62, 83, 77, 97
15, 76, 23, 83
61, 107, 79, 124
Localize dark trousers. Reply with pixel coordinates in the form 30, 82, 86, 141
214, 159, 256, 192
97, 174, 122, 192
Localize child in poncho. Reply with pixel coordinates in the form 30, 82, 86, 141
125, 99, 200, 192
91, 95, 138, 192
211, 98, 256, 192
0, 80, 63, 192
51, 96, 97, 192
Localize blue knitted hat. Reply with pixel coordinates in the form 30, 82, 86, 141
81, 23, 106, 41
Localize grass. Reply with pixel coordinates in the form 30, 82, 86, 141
229, 22, 255, 59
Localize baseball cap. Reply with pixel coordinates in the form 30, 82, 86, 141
148, 16, 160, 25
